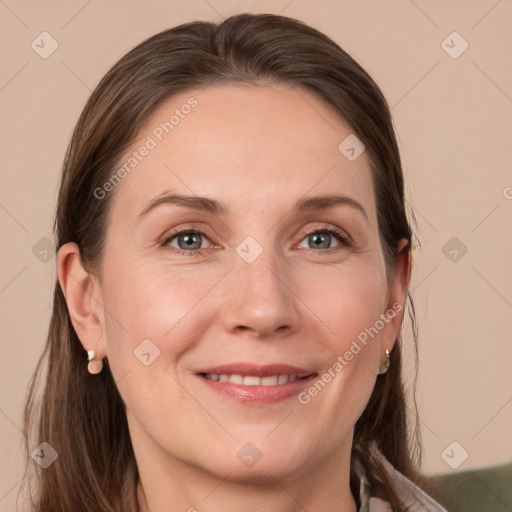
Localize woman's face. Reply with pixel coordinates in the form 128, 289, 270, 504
88, 84, 408, 483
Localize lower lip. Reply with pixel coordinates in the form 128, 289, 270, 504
197, 374, 318, 404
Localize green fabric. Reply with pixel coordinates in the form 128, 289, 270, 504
429, 462, 512, 512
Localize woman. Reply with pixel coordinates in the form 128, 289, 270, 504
22, 13, 447, 512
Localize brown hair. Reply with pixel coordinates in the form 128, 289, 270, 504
22, 13, 423, 511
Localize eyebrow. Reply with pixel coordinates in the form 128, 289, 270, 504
137, 192, 228, 220
137, 191, 368, 223
295, 194, 368, 222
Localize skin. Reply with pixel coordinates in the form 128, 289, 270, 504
58, 83, 410, 512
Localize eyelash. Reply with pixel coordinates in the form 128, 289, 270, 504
160, 224, 352, 257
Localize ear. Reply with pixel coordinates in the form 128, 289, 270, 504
381, 238, 411, 353
57, 242, 107, 360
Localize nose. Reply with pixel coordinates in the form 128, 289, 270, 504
219, 249, 302, 340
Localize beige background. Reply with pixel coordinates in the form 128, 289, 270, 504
1, 0, 511, 509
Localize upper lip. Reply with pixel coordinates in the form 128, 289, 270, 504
196, 363, 314, 378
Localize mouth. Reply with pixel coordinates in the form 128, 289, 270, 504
200, 373, 310, 385
195, 363, 318, 404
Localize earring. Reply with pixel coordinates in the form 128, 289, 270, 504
87, 350, 103, 375
378, 349, 391, 375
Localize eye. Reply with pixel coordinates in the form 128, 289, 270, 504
297, 227, 350, 250
160, 225, 350, 256
163, 230, 210, 253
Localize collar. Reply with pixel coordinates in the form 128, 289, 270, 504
353, 454, 448, 512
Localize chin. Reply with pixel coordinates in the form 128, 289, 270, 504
197, 439, 313, 484
211, 458, 304, 485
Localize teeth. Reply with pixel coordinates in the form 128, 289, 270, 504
205, 373, 304, 386
243, 376, 261, 386
261, 375, 278, 386
278, 375, 288, 384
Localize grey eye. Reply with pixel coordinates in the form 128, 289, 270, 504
299, 232, 341, 250
309, 233, 331, 249
168, 232, 205, 250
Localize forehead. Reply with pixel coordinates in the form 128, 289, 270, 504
109, 83, 376, 223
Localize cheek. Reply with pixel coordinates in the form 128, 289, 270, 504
305, 260, 387, 344
99, 256, 226, 378
101, 248, 387, 383
100, 238, 386, 388
102, 251, 241, 403
297, 264, 385, 409
99, 265, 220, 428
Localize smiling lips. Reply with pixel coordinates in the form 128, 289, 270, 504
196, 363, 318, 403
